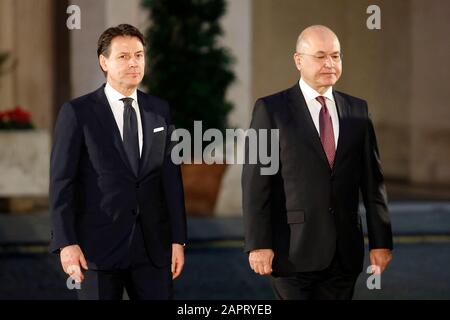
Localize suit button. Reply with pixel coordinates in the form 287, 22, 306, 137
329, 208, 334, 215
136, 183, 140, 189
330, 173, 335, 181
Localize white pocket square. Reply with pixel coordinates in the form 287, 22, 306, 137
153, 127, 164, 133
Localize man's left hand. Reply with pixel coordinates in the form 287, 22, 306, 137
369, 248, 392, 274
171, 243, 185, 279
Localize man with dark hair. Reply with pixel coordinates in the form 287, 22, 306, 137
242, 25, 393, 300
49, 24, 187, 300
96, 23, 146, 76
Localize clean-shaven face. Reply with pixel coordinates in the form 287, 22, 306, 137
294, 30, 342, 94
100, 35, 145, 92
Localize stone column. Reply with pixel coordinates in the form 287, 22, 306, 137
0, 0, 54, 131
0, 0, 15, 111
214, 0, 253, 216
410, 0, 450, 185
0, 0, 53, 212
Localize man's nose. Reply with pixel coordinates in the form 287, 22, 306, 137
324, 56, 334, 68
129, 57, 138, 67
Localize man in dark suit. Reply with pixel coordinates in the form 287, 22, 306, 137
49, 24, 187, 300
242, 25, 393, 299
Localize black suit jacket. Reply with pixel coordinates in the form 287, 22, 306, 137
242, 83, 393, 274
49, 85, 187, 270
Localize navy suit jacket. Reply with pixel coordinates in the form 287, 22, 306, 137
242, 83, 393, 274
49, 85, 187, 269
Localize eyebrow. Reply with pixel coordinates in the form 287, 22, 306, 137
116, 50, 145, 55
315, 50, 341, 54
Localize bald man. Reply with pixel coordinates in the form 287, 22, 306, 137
242, 25, 393, 300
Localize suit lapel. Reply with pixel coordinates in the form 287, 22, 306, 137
91, 85, 136, 176
137, 90, 157, 177
332, 91, 351, 173
287, 84, 330, 170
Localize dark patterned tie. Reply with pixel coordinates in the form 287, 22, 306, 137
316, 96, 335, 168
121, 97, 139, 175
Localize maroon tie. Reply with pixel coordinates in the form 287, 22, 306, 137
316, 96, 335, 168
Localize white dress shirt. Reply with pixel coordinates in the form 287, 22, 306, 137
104, 82, 143, 156
299, 78, 339, 149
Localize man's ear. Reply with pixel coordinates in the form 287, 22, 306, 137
99, 54, 108, 73
293, 53, 302, 72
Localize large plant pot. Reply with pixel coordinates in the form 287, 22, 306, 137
0, 130, 49, 213
181, 163, 227, 216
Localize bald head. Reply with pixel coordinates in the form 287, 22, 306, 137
295, 25, 340, 53
293, 25, 342, 94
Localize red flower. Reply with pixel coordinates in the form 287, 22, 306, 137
9, 106, 31, 123
0, 105, 34, 129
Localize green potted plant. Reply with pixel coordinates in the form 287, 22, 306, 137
142, 0, 235, 216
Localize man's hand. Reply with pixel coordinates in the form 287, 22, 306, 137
369, 248, 392, 274
60, 244, 88, 283
171, 243, 185, 280
249, 249, 274, 275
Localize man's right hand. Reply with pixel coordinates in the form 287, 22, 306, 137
249, 249, 274, 276
60, 245, 88, 283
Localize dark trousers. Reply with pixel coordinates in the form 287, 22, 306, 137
271, 252, 360, 300
77, 219, 173, 300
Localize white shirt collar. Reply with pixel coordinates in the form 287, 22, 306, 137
299, 78, 334, 103
104, 82, 138, 103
